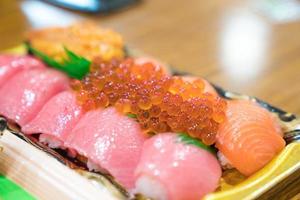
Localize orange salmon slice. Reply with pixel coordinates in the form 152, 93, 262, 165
216, 100, 285, 176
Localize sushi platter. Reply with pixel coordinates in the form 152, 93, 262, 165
0, 22, 300, 200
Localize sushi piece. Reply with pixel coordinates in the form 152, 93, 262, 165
216, 100, 285, 176
0, 55, 45, 87
182, 76, 218, 96
0, 68, 69, 126
64, 107, 147, 189
135, 133, 221, 200
22, 91, 83, 149
26, 21, 124, 62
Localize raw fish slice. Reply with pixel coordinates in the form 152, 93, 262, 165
0, 68, 69, 126
135, 133, 221, 200
65, 107, 147, 189
216, 100, 285, 176
0, 55, 45, 87
182, 76, 218, 96
22, 91, 83, 148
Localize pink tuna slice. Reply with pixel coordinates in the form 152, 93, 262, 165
22, 91, 83, 148
0, 68, 69, 126
135, 133, 221, 200
0, 55, 45, 87
65, 107, 147, 189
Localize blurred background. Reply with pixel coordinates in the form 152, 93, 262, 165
0, 0, 300, 114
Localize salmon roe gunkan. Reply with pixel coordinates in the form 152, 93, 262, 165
71, 58, 227, 145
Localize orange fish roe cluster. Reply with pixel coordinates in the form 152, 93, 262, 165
71, 58, 227, 145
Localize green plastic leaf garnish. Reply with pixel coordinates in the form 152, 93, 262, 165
177, 133, 216, 154
0, 175, 36, 200
126, 113, 137, 119
26, 44, 91, 80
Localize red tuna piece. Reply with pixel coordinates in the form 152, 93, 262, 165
0, 68, 69, 126
0, 55, 45, 87
135, 133, 221, 200
22, 91, 83, 148
65, 107, 147, 189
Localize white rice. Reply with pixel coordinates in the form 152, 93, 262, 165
39, 134, 64, 149
87, 160, 103, 172
217, 151, 233, 170
135, 175, 167, 200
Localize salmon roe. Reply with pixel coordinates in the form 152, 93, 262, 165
71, 58, 227, 145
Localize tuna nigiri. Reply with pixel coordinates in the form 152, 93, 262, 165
65, 107, 147, 189
0, 55, 45, 87
22, 91, 83, 148
0, 68, 69, 126
216, 100, 285, 176
135, 133, 221, 200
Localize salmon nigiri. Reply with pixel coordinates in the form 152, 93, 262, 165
135, 133, 221, 200
0, 55, 45, 87
216, 100, 285, 176
0, 68, 69, 126
65, 107, 147, 189
22, 91, 83, 148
